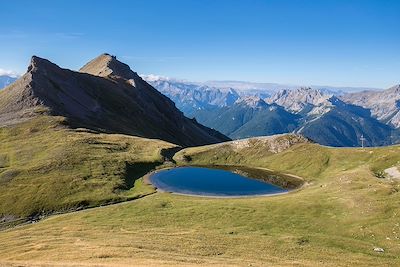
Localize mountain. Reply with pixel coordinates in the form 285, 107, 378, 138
140, 76, 398, 147
0, 75, 17, 89
298, 97, 396, 147
144, 77, 373, 115
266, 87, 334, 116
201, 80, 379, 95
267, 88, 395, 146
143, 77, 353, 118
144, 77, 380, 118
143, 76, 240, 117
342, 85, 400, 128
189, 87, 396, 147
0, 54, 229, 146
192, 96, 300, 139
145, 75, 309, 140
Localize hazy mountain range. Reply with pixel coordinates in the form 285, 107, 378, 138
145, 76, 378, 93
144, 76, 400, 147
0, 75, 17, 89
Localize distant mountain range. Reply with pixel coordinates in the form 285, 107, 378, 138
342, 85, 400, 128
0, 75, 17, 89
201, 80, 379, 95
145, 76, 400, 147
144, 77, 240, 117
192, 96, 300, 139
143, 76, 381, 115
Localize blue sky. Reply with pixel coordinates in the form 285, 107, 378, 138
0, 0, 399, 88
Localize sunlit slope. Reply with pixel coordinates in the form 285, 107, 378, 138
0, 115, 176, 220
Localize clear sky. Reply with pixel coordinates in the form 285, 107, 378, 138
0, 0, 399, 88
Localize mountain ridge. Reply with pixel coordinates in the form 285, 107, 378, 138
0, 54, 230, 146
147, 82, 399, 147
266, 87, 335, 117
342, 84, 400, 128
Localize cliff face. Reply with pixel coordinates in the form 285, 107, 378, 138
0, 54, 230, 146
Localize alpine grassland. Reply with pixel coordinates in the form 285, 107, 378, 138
0, 135, 399, 266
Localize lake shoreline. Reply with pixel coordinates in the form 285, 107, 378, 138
164, 190, 290, 199
146, 165, 300, 198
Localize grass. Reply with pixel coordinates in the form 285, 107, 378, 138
0, 133, 400, 266
0, 115, 176, 220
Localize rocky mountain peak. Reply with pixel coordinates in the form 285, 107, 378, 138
266, 87, 333, 114
235, 96, 268, 108
0, 55, 229, 146
27, 56, 60, 74
80, 53, 140, 80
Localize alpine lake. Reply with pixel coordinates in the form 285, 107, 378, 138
149, 165, 303, 197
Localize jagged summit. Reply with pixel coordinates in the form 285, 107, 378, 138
80, 53, 139, 80
266, 87, 334, 115
235, 96, 268, 108
19, 56, 57, 78
29, 55, 49, 70
0, 55, 229, 146
28, 55, 76, 75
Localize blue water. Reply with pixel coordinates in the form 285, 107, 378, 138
150, 167, 287, 197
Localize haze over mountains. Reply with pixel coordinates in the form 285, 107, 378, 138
0, 54, 229, 147
144, 76, 382, 115
145, 76, 400, 147
0, 75, 17, 89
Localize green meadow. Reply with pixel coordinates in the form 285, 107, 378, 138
0, 121, 399, 266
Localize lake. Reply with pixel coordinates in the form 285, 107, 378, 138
149, 166, 288, 197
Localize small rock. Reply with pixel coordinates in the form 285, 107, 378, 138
373, 247, 384, 253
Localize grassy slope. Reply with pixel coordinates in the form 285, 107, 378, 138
0, 135, 399, 266
174, 135, 400, 178
0, 116, 176, 220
